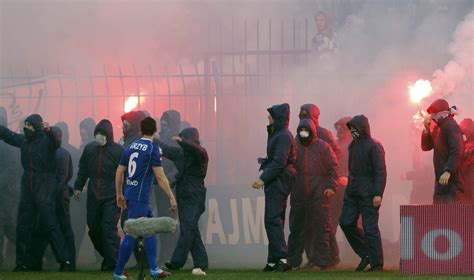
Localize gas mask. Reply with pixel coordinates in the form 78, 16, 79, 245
95, 134, 107, 146
299, 130, 310, 138
350, 127, 360, 140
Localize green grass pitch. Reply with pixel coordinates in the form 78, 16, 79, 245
0, 269, 472, 280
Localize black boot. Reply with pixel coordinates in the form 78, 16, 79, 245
275, 260, 290, 272
262, 264, 276, 272
355, 256, 370, 272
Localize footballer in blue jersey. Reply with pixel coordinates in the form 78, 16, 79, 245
120, 137, 161, 203
114, 117, 177, 280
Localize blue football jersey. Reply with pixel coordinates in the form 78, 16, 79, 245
119, 138, 162, 202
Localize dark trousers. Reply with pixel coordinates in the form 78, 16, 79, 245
18, 180, 68, 268
288, 198, 332, 267
154, 186, 179, 263
170, 195, 208, 269
37, 187, 76, 268
52, 187, 76, 267
87, 196, 120, 268
264, 190, 288, 264
339, 194, 383, 268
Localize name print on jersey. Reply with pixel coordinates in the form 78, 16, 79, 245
130, 142, 149, 151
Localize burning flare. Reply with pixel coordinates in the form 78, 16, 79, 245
408, 79, 433, 104
408, 79, 432, 129
124, 96, 139, 113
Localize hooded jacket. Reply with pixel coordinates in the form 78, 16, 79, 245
158, 110, 181, 187
299, 104, 342, 160
0, 114, 60, 192
156, 127, 208, 199
121, 111, 147, 147
259, 103, 297, 195
346, 115, 387, 197
74, 119, 124, 200
421, 114, 464, 195
292, 118, 339, 203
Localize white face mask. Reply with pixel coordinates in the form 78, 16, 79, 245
299, 130, 310, 138
95, 134, 107, 146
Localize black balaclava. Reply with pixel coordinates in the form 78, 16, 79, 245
24, 114, 43, 140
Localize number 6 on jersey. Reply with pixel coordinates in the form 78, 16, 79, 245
128, 152, 139, 177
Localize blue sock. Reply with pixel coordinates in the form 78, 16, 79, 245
145, 235, 158, 269
114, 235, 136, 275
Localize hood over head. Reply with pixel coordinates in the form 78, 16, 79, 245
121, 110, 147, 137
299, 103, 320, 127
160, 110, 181, 135
94, 119, 115, 143
346, 115, 371, 139
180, 127, 200, 144
427, 99, 450, 114
25, 114, 44, 132
297, 118, 318, 145
267, 103, 290, 132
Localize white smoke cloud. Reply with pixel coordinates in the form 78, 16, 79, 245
431, 10, 474, 99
